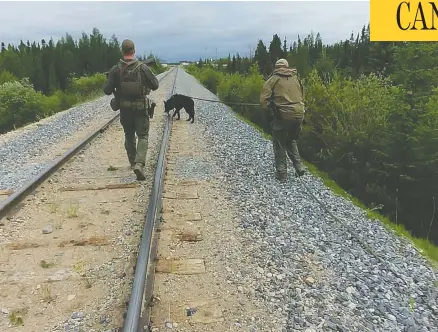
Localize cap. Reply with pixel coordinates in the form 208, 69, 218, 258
275, 58, 289, 68
121, 39, 135, 53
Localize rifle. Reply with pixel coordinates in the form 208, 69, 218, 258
143, 57, 157, 66
267, 77, 280, 124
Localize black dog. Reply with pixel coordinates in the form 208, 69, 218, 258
164, 94, 195, 123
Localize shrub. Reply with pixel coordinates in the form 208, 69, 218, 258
0, 80, 45, 132
0, 70, 18, 85
68, 73, 106, 97
0, 73, 106, 133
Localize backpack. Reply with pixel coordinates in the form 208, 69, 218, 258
119, 60, 145, 99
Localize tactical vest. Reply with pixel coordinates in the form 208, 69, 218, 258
119, 60, 146, 101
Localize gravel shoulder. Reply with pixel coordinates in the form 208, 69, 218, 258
0, 69, 174, 332
171, 68, 438, 332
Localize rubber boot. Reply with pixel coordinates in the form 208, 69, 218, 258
273, 138, 287, 183
135, 136, 148, 166
125, 135, 137, 169
289, 141, 305, 177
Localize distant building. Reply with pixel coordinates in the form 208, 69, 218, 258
179, 60, 194, 66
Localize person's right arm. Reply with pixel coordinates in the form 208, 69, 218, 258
260, 76, 277, 109
104, 66, 118, 96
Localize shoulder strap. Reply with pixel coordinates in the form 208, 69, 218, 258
119, 63, 129, 78
132, 61, 143, 72
119, 60, 141, 77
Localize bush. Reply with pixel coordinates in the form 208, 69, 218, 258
0, 73, 105, 133
187, 65, 223, 94
300, 70, 406, 208
68, 73, 106, 97
0, 70, 18, 85
0, 80, 45, 131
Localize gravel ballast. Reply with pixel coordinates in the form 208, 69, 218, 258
0, 71, 168, 192
174, 68, 438, 332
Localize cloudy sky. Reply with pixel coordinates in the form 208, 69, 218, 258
0, 1, 370, 63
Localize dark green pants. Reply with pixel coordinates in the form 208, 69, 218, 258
271, 118, 304, 176
119, 107, 150, 166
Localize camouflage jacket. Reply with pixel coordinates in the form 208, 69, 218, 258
260, 67, 305, 121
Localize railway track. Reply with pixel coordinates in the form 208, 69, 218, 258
122, 66, 178, 332
0, 67, 176, 332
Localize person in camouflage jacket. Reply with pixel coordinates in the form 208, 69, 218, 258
260, 58, 306, 182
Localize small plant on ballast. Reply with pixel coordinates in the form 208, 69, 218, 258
408, 297, 416, 312
66, 203, 79, 218
40, 260, 55, 268
9, 308, 27, 326
73, 260, 93, 289
42, 284, 56, 303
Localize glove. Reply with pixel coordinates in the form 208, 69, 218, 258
148, 102, 156, 119
110, 98, 120, 112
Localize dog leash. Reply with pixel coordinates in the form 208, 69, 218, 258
188, 96, 260, 107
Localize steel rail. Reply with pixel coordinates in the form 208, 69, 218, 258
0, 68, 174, 220
122, 66, 179, 332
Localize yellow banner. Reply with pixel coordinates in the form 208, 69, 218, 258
371, 0, 438, 41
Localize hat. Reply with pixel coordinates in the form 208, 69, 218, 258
121, 39, 135, 53
275, 58, 289, 68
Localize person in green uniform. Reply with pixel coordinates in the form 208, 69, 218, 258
104, 39, 159, 180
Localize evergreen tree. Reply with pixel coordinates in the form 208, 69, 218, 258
268, 34, 283, 65
253, 40, 271, 76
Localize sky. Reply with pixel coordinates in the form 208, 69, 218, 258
0, 1, 370, 63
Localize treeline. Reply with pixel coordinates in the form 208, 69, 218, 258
0, 27, 167, 133
187, 24, 438, 255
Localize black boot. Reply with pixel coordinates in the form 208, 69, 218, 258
275, 170, 287, 183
